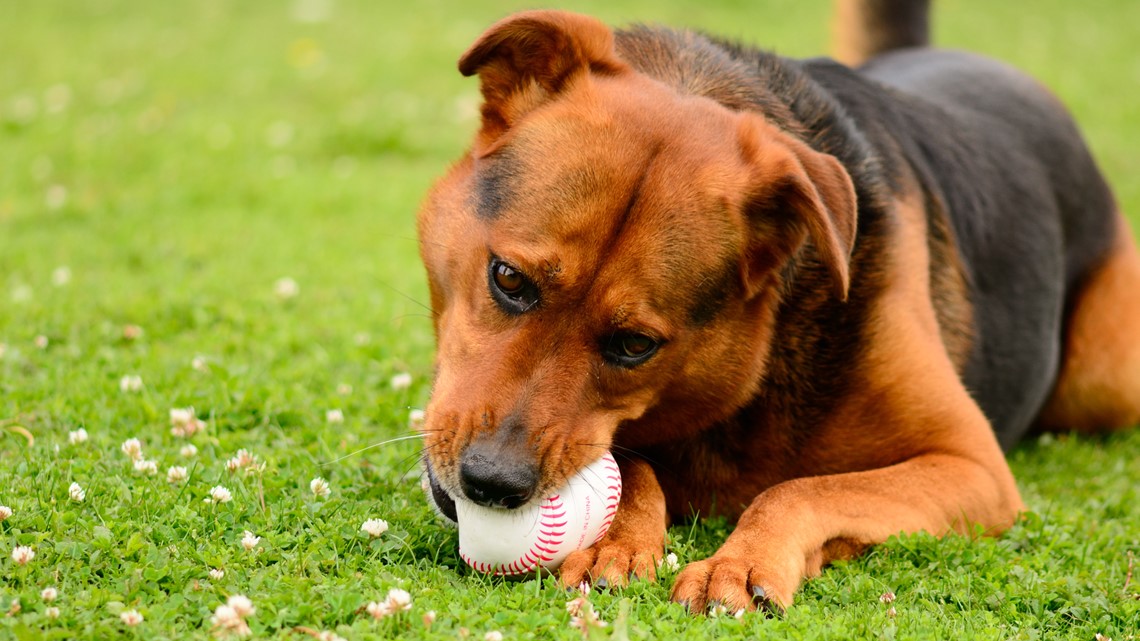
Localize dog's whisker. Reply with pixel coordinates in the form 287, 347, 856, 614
391, 313, 435, 323
321, 433, 425, 466
576, 441, 666, 469
376, 280, 434, 314
396, 446, 437, 485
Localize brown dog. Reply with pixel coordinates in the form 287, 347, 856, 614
416, 0, 1140, 613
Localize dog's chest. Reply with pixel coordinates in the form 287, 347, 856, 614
645, 436, 789, 522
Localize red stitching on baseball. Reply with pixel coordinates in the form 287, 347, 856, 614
464, 454, 623, 576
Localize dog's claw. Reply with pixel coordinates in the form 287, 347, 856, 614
750, 585, 785, 618
594, 577, 608, 589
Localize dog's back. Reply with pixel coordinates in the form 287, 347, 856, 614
831, 0, 1122, 447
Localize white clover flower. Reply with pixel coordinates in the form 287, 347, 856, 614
567, 597, 606, 633
361, 518, 388, 538
51, 266, 72, 286
325, 409, 344, 424
316, 632, 345, 641
210, 486, 232, 503
657, 552, 679, 572
122, 324, 143, 340
191, 356, 208, 372
120, 438, 143, 460
11, 545, 35, 565
423, 610, 437, 628
166, 466, 188, 483
12, 285, 32, 303
365, 601, 390, 619
210, 604, 248, 636
408, 409, 425, 431
225, 449, 261, 476
273, 277, 299, 299
68, 428, 88, 444
34, 335, 49, 349
169, 407, 207, 438
0, 505, 11, 521
41, 587, 58, 602
389, 372, 412, 390
186, 418, 207, 436
485, 632, 503, 641
265, 121, 294, 148
120, 609, 143, 626
208, 568, 224, 581
119, 375, 143, 393
880, 591, 896, 604
45, 185, 67, 210
169, 407, 194, 425
69, 482, 86, 502
336, 383, 352, 396
565, 597, 586, 616
133, 459, 158, 475
44, 84, 72, 113
211, 604, 237, 625
309, 477, 330, 498
386, 588, 412, 613
45, 606, 60, 619
180, 444, 198, 458
226, 595, 254, 618
241, 530, 260, 551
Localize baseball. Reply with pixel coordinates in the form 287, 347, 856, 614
457, 451, 621, 576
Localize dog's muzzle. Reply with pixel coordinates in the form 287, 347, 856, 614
422, 458, 458, 524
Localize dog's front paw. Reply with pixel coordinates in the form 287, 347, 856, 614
559, 538, 661, 589
670, 555, 793, 616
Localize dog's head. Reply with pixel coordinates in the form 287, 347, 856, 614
417, 11, 856, 514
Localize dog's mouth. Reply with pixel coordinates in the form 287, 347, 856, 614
422, 458, 458, 524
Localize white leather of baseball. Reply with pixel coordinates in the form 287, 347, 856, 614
457, 451, 622, 576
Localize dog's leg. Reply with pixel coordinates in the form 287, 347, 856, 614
559, 456, 667, 588
1038, 214, 1140, 433
671, 196, 1025, 612
670, 447, 1018, 613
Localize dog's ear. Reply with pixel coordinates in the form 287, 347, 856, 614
458, 10, 626, 151
738, 115, 858, 300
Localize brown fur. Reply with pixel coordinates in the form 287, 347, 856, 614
417, 6, 1137, 614
1038, 215, 1140, 432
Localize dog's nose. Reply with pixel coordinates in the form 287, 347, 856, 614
459, 448, 538, 509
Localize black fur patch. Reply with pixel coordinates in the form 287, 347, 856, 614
687, 259, 741, 326
474, 151, 518, 220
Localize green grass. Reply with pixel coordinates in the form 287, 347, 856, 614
1, 0, 1138, 639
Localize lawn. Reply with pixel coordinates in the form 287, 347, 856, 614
1, 0, 1137, 639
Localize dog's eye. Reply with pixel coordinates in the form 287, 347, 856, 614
488, 259, 539, 314
493, 263, 525, 295
619, 334, 655, 357
603, 333, 660, 367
